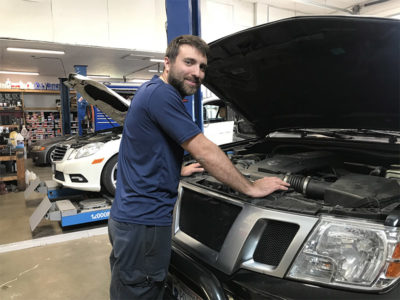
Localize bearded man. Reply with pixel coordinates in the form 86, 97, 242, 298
108, 35, 289, 300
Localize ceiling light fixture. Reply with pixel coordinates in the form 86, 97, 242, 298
0, 70, 39, 75
7, 47, 65, 55
148, 69, 162, 73
150, 58, 164, 63
129, 79, 148, 83
122, 54, 153, 61
87, 74, 111, 78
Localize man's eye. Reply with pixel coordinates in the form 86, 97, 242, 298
184, 60, 192, 65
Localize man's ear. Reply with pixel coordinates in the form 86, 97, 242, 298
164, 56, 170, 72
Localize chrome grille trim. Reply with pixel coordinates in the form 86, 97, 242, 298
173, 182, 319, 278
52, 144, 70, 161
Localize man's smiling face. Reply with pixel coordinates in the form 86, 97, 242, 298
164, 44, 208, 97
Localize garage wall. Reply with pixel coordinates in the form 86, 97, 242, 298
201, 0, 254, 42
201, 0, 307, 43
0, 0, 301, 50
1, 0, 400, 51
0, 0, 167, 52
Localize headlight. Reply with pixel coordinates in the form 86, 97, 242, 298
32, 145, 45, 151
287, 216, 400, 291
68, 142, 104, 159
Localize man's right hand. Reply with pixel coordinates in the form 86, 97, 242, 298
247, 177, 290, 198
182, 133, 290, 199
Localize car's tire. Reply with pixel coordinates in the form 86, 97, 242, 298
46, 146, 56, 165
101, 155, 118, 196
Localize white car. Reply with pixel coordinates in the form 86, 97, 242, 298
52, 127, 122, 195
52, 75, 236, 195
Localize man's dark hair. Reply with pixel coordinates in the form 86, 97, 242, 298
165, 35, 209, 62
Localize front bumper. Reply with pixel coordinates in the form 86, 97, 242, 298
52, 155, 105, 192
167, 243, 227, 300
31, 150, 48, 165
168, 241, 400, 300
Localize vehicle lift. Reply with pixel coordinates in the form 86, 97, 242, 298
27, 178, 113, 231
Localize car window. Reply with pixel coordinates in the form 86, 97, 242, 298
203, 104, 227, 122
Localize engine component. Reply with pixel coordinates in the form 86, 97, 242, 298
324, 174, 400, 208
283, 175, 330, 199
251, 151, 337, 174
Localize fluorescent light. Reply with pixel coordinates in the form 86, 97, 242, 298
148, 69, 162, 73
0, 71, 39, 75
87, 74, 111, 78
150, 58, 164, 63
129, 79, 147, 83
7, 47, 65, 55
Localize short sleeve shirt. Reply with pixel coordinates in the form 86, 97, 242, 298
110, 76, 202, 226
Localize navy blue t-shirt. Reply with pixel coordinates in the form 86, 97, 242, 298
110, 76, 202, 226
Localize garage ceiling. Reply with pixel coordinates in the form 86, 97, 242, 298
0, 0, 399, 83
0, 38, 165, 82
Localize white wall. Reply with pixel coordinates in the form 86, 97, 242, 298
1, 0, 399, 51
0, 0, 306, 51
202, 0, 255, 43
0, 0, 167, 52
201, 0, 303, 43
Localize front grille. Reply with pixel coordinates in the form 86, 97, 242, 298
179, 188, 242, 252
52, 145, 70, 161
253, 220, 299, 266
54, 171, 65, 181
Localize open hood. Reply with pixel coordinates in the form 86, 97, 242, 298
204, 16, 400, 137
64, 74, 130, 126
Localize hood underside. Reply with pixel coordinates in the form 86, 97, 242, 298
64, 74, 130, 126
204, 16, 400, 136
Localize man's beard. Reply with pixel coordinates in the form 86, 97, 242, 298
167, 68, 200, 98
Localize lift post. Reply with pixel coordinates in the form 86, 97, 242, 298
165, 0, 203, 131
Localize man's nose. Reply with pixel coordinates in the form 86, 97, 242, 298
191, 64, 203, 79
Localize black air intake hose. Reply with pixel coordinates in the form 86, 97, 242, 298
283, 174, 332, 199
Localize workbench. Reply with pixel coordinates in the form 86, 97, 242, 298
0, 151, 25, 190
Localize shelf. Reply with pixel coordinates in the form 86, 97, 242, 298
0, 125, 19, 128
0, 89, 58, 94
0, 107, 23, 111
24, 107, 59, 112
0, 174, 17, 181
26, 121, 59, 124
0, 89, 76, 94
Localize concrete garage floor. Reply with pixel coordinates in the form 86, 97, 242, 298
0, 158, 112, 300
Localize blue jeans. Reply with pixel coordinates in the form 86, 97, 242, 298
108, 217, 172, 300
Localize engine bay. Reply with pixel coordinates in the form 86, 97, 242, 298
182, 139, 400, 219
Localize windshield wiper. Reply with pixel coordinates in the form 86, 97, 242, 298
278, 129, 353, 140
331, 129, 399, 144
274, 129, 399, 144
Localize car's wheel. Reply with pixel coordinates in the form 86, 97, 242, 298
101, 155, 118, 196
46, 146, 56, 165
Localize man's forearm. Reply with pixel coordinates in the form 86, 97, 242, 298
183, 134, 253, 195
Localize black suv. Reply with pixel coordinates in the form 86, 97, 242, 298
167, 16, 400, 299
